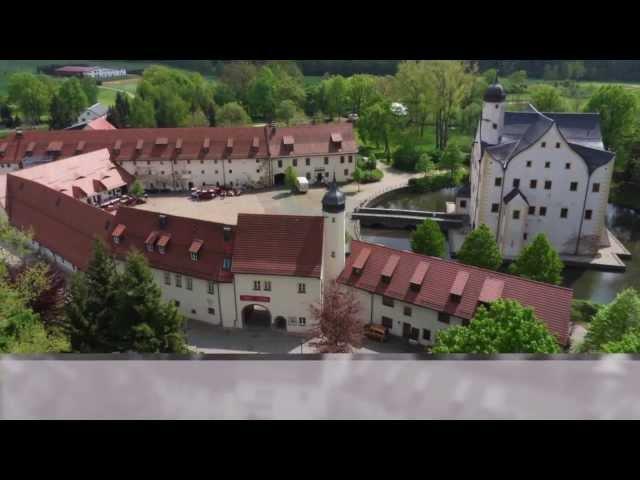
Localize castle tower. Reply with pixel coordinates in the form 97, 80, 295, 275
321, 176, 346, 283
481, 75, 507, 145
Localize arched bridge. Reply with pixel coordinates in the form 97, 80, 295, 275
351, 207, 468, 231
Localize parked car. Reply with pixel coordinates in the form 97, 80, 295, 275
364, 324, 389, 342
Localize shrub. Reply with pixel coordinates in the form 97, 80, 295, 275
408, 174, 458, 193
571, 299, 603, 324
393, 143, 422, 171
359, 168, 383, 183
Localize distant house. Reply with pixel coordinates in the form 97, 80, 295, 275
54, 66, 127, 80
66, 117, 116, 131
77, 103, 109, 125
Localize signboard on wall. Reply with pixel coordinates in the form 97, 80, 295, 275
240, 295, 271, 303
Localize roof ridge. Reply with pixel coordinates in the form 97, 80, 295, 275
351, 239, 574, 293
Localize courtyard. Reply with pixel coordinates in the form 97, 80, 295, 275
132, 163, 421, 229
186, 319, 425, 354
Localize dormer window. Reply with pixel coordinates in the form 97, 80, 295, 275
189, 239, 203, 262
223, 258, 231, 270
112, 224, 126, 245
157, 233, 171, 254
145, 231, 159, 252
223, 226, 231, 242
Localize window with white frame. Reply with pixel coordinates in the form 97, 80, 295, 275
186, 277, 193, 291
298, 283, 306, 294
208, 281, 215, 295
164, 271, 171, 285
175, 274, 182, 288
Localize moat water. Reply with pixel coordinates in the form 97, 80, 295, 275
360, 188, 640, 303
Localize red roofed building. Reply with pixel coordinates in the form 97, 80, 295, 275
0, 123, 358, 191
339, 240, 573, 346
232, 213, 325, 331
7, 148, 133, 206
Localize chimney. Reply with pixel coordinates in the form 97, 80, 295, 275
158, 214, 168, 229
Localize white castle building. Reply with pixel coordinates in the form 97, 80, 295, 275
456, 79, 616, 257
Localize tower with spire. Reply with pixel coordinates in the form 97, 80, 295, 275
481, 73, 507, 145
321, 174, 346, 282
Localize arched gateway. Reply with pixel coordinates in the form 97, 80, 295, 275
242, 304, 271, 328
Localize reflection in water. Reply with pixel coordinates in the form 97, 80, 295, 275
361, 190, 639, 303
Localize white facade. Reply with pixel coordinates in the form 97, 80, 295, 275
233, 273, 322, 333
84, 68, 127, 80
353, 288, 465, 347
462, 85, 615, 257
322, 207, 346, 283
119, 153, 355, 192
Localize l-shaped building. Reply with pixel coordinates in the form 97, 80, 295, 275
3, 148, 573, 347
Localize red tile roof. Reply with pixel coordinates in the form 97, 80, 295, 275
0, 123, 356, 166
7, 149, 133, 200
268, 123, 357, 157
232, 213, 324, 278
450, 271, 470, 296
85, 117, 116, 130
339, 241, 573, 345
5, 174, 114, 270
110, 207, 234, 282
478, 278, 505, 303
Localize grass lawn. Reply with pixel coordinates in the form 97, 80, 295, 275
304, 75, 324, 87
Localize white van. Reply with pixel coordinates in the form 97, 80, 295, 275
295, 177, 309, 193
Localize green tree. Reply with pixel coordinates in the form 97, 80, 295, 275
394, 61, 431, 136
129, 96, 156, 127
247, 67, 277, 120
457, 224, 503, 270
432, 299, 560, 354
506, 70, 528, 93
79, 77, 99, 104
275, 99, 298, 125
129, 180, 145, 198
411, 219, 446, 258
423, 61, 474, 150
358, 101, 396, 162
284, 166, 297, 192
580, 288, 640, 352
216, 102, 251, 126
415, 153, 435, 175
602, 328, 640, 353
585, 85, 638, 165
530, 84, 567, 112
508, 233, 564, 285
64, 239, 120, 353
0, 278, 69, 353
7, 72, 52, 124
49, 78, 89, 129
352, 167, 364, 192
218, 61, 258, 105
440, 144, 465, 180
347, 74, 379, 115
107, 91, 131, 128
113, 251, 187, 353
322, 75, 348, 119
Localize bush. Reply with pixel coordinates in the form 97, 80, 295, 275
359, 168, 383, 183
393, 143, 422, 171
408, 174, 458, 193
571, 299, 603, 324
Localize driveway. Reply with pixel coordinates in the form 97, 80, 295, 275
186, 319, 424, 354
